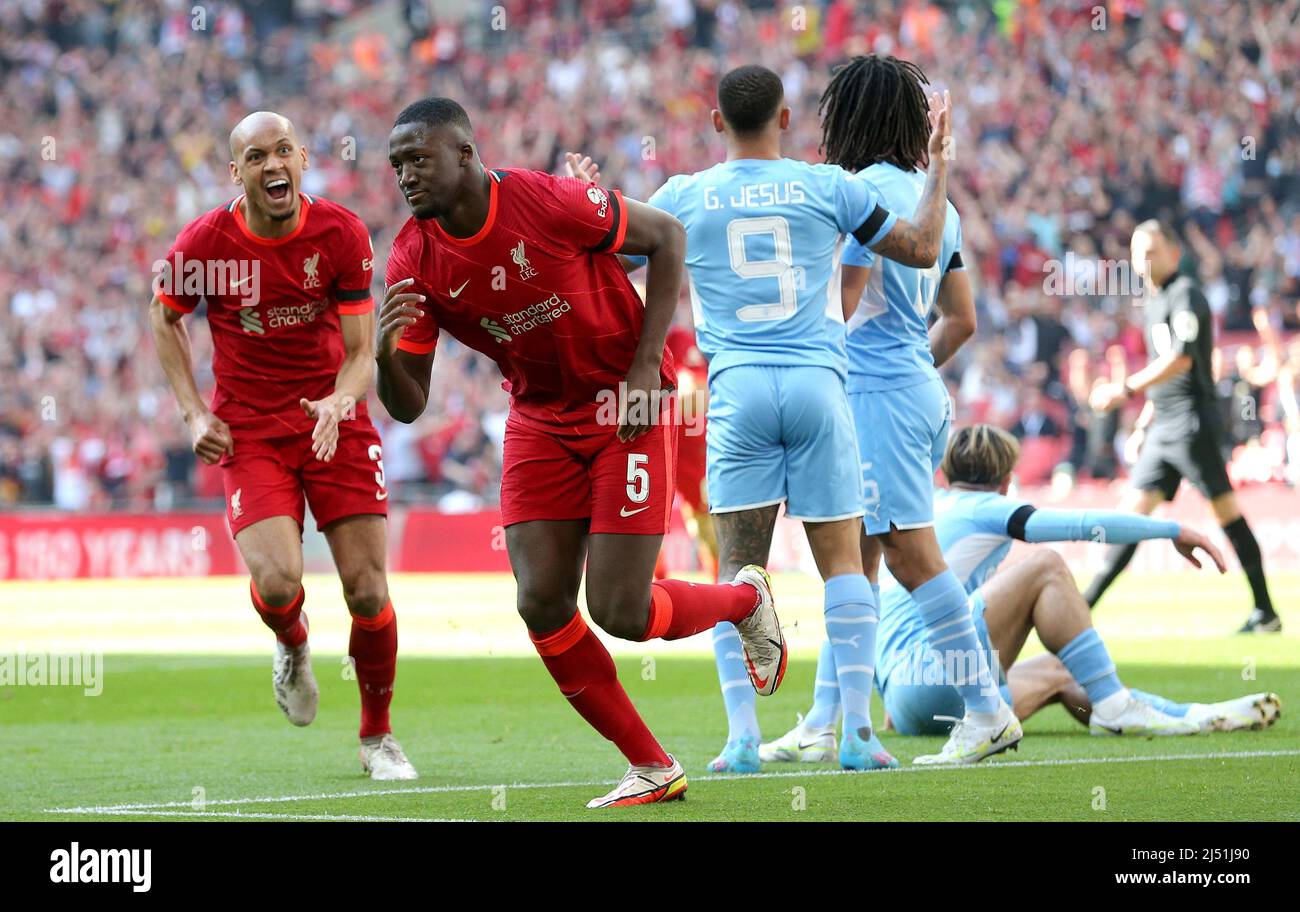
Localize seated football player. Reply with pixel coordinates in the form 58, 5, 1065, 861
764, 425, 1281, 764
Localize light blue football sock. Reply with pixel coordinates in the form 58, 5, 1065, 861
912, 571, 1001, 715
824, 574, 878, 738
1058, 628, 1124, 705
711, 621, 758, 741
804, 639, 841, 729
1127, 688, 1191, 718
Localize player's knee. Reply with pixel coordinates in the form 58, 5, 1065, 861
517, 589, 574, 633
343, 577, 389, 618
586, 593, 647, 641
251, 569, 302, 608
1031, 548, 1071, 584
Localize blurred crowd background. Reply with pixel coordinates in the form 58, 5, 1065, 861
2, 0, 1299, 512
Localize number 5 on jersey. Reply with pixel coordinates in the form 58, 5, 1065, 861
621, 453, 650, 517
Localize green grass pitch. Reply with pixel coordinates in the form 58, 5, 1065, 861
2, 571, 1297, 822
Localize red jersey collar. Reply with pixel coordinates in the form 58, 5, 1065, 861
432, 170, 500, 247
231, 193, 313, 245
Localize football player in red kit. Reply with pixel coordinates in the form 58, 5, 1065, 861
665, 324, 718, 580
376, 97, 785, 808
149, 112, 415, 780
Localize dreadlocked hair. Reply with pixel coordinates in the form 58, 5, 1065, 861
819, 55, 931, 173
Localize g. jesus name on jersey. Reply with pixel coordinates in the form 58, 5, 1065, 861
156, 193, 375, 438
388, 168, 676, 436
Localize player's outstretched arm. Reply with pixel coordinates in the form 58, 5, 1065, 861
930, 268, 976, 368
867, 90, 952, 268
300, 312, 376, 462
148, 295, 233, 465
1015, 507, 1226, 572
375, 278, 434, 424
616, 197, 686, 442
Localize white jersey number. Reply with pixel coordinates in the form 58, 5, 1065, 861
728, 216, 797, 322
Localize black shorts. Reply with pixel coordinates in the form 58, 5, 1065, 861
1131, 420, 1233, 501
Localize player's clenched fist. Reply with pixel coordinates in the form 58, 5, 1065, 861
188, 410, 234, 464
377, 277, 425, 358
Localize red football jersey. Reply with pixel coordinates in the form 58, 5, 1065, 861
156, 194, 374, 438
388, 168, 676, 436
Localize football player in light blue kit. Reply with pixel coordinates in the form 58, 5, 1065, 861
571, 64, 955, 772
773, 426, 1280, 745
761, 55, 1017, 766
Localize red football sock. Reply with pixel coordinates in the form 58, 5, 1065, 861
350, 601, 398, 739
643, 578, 758, 641
531, 613, 669, 768
250, 580, 307, 649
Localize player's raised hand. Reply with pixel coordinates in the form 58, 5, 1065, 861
563, 152, 601, 185
926, 90, 952, 164
188, 410, 234, 465
617, 362, 660, 443
377, 278, 425, 358
1172, 525, 1227, 573
300, 394, 348, 462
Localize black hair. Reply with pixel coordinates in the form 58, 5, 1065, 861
394, 97, 473, 133
717, 65, 785, 136
819, 55, 931, 172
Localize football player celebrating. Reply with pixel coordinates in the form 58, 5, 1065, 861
149, 112, 415, 780
376, 97, 785, 809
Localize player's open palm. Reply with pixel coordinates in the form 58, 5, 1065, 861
188, 411, 234, 465
1172, 525, 1227, 573
563, 152, 601, 184
927, 90, 952, 163
300, 395, 346, 462
378, 278, 426, 358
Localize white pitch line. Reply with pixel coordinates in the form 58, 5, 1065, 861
54, 809, 477, 823
44, 748, 1300, 816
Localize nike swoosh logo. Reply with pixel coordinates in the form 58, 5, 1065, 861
620, 505, 650, 517
230, 275, 254, 289
449, 280, 469, 298
797, 740, 826, 750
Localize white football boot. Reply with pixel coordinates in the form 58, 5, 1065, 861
732, 565, 787, 696
913, 703, 1023, 765
272, 615, 318, 727
360, 733, 419, 780
587, 756, 687, 808
1089, 693, 1201, 736
759, 715, 838, 763
1186, 692, 1282, 732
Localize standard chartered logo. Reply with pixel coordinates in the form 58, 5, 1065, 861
480, 316, 511, 343
239, 309, 264, 334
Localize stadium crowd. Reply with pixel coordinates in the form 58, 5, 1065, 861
2, 0, 1299, 511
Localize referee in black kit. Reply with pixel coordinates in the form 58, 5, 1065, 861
1085, 219, 1280, 633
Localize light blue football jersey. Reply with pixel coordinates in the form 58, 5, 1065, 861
843, 162, 964, 392
874, 487, 1024, 681
647, 159, 896, 382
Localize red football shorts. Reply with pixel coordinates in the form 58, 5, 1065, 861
220, 418, 389, 537
500, 407, 679, 535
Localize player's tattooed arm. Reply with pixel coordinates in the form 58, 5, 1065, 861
614, 198, 686, 442
376, 278, 434, 424
300, 312, 375, 462
930, 269, 976, 368
148, 295, 234, 464
868, 90, 952, 268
